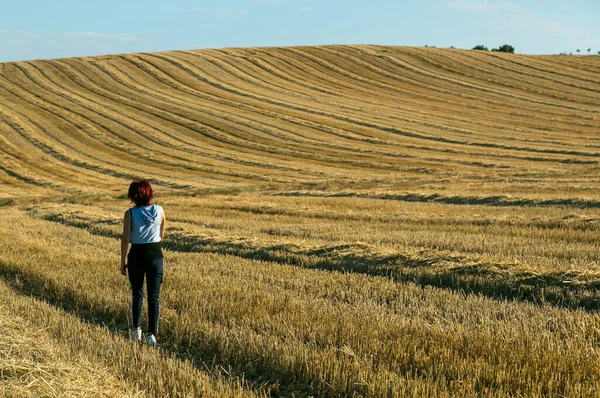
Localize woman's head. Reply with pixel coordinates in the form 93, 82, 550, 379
128, 179, 154, 207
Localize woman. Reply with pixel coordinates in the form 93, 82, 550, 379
120, 179, 166, 346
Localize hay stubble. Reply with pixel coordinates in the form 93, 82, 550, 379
1, 45, 600, 396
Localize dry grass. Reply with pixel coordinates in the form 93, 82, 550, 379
26, 195, 600, 310
0, 45, 599, 200
0, 298, 141, 398
2, 206, 600, 396
1, 45, 600, 396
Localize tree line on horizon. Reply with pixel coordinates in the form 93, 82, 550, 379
470, 44, 599, 56
559, 48, 599, 56
472, 44, 515, 53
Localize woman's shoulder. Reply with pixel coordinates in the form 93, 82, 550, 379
153, 204, 164, 214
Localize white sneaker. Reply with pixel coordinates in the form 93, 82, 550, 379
131, 328, 142, 341
146, 334, 157, 346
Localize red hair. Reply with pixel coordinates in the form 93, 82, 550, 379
128, 180, 154, 207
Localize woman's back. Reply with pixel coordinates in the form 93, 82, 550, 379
130, 204, 164, 244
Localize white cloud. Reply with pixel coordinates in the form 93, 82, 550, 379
192, 7, 248, 15
298, 6, 313, 12
447, 0, 587, 43
60, 32, 140, 42
0, 29, 31, 35
0, 29, 142, 44
447, 0, 521, 13
492, 13, 586, 39
247, 0, 283, 3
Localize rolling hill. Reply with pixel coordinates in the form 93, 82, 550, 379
1, 45, 598, 202
2, 46, 600, 397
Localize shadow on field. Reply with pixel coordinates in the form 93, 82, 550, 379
167, 233, 600, 312
276, 191, 600, 209
35, 212, 600, 313
144, 231, 600, 312
0, 261, 316, 397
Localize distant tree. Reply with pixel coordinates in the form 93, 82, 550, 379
588, 48, 591, 55
472, 45, 489, 51
491, 44, 515, 53
598, 51, 600, 55
576, 49, 581, 54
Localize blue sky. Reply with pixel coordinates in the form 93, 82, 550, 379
0, 0, 598, 62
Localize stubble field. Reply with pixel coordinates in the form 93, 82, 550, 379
1, 45, 600, 397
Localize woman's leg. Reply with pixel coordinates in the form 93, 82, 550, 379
128, 258, 145, 329
146, 258, 164, 335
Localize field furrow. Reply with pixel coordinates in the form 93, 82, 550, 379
1, 45, 600, 396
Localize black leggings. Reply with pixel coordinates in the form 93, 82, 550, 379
128, 244, 163, 335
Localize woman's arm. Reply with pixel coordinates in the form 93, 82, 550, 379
160, 212, 166, 240
120, 210, 130, 275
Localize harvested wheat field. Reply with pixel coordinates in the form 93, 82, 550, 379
1, 45, 600, 397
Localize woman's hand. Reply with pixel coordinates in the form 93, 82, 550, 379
120, 263, 127, 276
